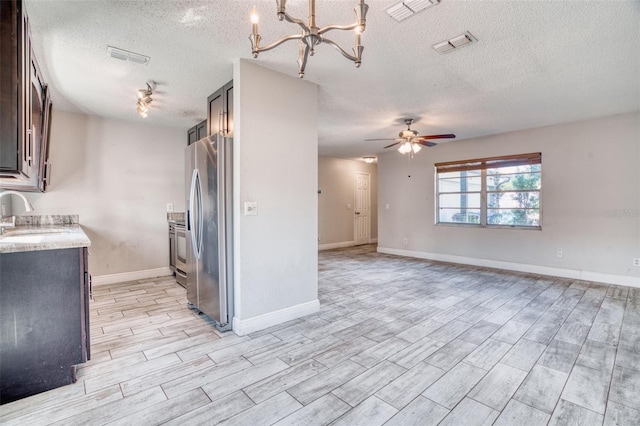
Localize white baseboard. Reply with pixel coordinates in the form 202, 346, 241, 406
318, 238, 378, 251
92, 267, 173, 286
377, 246, 640, 289
319, 241, 355, 250
232, 299, 320, 336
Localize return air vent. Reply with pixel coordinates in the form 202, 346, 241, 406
386, 0, 440, 22
107, 46, 150, 65
433, 32, 477, 54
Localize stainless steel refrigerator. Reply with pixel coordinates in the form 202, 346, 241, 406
185, 134, 233, 331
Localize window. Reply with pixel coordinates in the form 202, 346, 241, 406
435, 153, 541, 228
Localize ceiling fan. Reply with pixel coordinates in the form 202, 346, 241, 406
366, 119, 456, 154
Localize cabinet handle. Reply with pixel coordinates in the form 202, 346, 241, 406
222, 111, 228, 136
44, 161, 51, 182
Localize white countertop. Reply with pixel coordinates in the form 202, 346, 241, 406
0, 224, 91, 254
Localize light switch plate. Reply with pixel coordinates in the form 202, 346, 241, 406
244, 201, 258, 216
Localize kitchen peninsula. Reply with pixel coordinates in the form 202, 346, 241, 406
0, 215, 91, 404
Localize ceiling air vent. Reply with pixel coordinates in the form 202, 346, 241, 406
433, 31, 477, 54
386, 0, 440, 22
107, 46, 150, 65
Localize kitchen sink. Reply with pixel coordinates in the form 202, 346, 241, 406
2, 228, 70, 236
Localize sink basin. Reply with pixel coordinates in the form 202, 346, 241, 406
2, 228, 70, 236
1, 235, 47, 244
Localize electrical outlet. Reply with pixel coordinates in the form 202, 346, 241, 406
557, 250, 563, 258
633, 258, 640, 267
385, 204, 390, 210
347, 203, 352, 210
403, 237, 408, 245
166, 203, 174, 212
244, 201, 258, 216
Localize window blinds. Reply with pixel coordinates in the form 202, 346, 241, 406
435, 153, 542, 174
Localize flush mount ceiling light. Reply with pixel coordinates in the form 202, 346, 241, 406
249, 0, 369, 78
386, 0, 440, 22
433, 31, 477, 54
107, 46, 150, 65
363, 156, 376, 163
136, 80, 156, 118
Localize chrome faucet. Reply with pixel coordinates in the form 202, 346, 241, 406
0, 191, 35, 234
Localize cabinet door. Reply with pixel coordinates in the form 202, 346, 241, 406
80, 247, 90, 362
0, 0, 52, 192
224, 81, 233, 137
187, 125, 197, 146
0, 0, 20, 172
196, 120, 207, 140
207, 87, 223, 136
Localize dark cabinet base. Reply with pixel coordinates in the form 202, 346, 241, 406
0, 247, 90, 404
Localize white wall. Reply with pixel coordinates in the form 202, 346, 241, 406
378, 112, 640, 287
20, 110, 185, 278
318, 156, 378, 248
232, 60, 319, 334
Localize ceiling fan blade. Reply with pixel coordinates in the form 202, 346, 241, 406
364, 138, 397, 141
415, 140, 437, 147
414, 134, 456, 140
383, 141, 402, 149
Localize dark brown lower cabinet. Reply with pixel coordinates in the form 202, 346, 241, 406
0, 247, 90, 404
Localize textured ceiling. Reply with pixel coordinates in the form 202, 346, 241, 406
25, 0, 640, 159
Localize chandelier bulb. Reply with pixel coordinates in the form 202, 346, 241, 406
250, 6, 259, 24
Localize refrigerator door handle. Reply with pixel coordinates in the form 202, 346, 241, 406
189, 169, 202, 259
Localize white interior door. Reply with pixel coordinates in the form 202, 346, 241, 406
354, 172, 371, 245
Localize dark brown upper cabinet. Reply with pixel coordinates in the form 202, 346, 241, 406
207, 80, 233, 137
0, 0, 52, 192
187, 119, 207, 146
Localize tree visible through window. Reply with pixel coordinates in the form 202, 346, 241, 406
436, 153, 541, 228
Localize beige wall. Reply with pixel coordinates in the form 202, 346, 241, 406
19, 110, 185, 277
318, 156, 378, 247
233, 60, 318, 332
378, 112, 640, 285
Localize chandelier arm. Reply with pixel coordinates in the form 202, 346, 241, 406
321, 38, 358, 62
298, 41, 311, 77
317, 23, 359, 35
281, 11, 309, 31
256, 34, 304, 53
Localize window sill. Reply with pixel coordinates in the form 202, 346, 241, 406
435, 223, 542, 231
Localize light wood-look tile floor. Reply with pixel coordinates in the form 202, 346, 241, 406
2, 245, 639, 425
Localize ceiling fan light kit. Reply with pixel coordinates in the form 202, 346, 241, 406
249, 0, 369, 78
365, 118, 456, 156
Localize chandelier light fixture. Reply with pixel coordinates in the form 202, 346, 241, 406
249, 0, 369, 78
136, 80, 156, 118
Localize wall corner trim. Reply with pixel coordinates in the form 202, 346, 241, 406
232, 299, 320, 336
92, 267, 173, 286
376, 246, 640, 288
